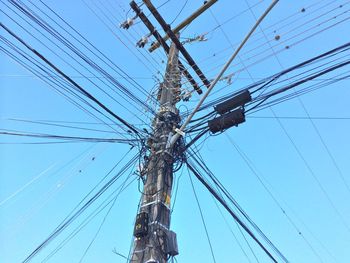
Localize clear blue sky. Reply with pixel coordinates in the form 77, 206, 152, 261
1, 0, 350, 262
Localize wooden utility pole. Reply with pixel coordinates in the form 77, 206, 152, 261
148, 0, 218, 52
130, 0, 203, 94
143, 0, 211, 89
130, 42, 181, 263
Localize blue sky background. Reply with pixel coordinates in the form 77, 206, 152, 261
1, 0, 350, 262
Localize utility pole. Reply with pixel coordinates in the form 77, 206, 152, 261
130, 42, 181, 263
148, 0, 217, 52
126, 1, 279, 262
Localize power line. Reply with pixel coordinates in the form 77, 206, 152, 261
78, 169, 136, 263
1, 0, 155, 122
189, 2, 350, 89
0, 42, 135, 139
187, 150, 289, 262
35, 0, 156, 101
0, 22, 141, 137
224, 134, 326, 262
211, 198, 253, 263
186, 154, 288, 263
43, 174, 138, 262
187, 166, 217, 263
21, 152, 139, 263
244, 0, 350, 197
248, 116, 350, 120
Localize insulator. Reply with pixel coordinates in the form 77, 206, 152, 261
182, 91, 192, 102
120, 18, 134, 29
136, 36, 149, 48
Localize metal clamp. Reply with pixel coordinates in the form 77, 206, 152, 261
174, 128, 185, 137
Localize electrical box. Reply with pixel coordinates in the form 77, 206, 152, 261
165, 230, 179, 256
214, 89, 251, 114
208, 108, 245, 133
133, 212, 149, 238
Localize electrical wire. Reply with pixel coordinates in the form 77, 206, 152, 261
185, 158, 285, 263
1, 0, 155, 124
21, 152, 139, 263
78, 168, 136, 263
0, 130, 138, 145
244, 0, 350, 199
225, 134, 326, 262
187, 166, 217, 263
0, 22, 141, 138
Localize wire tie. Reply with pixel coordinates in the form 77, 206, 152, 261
174, 128, 185, 137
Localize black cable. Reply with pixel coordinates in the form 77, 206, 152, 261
180, 41, 350, 130
1, 0, 154, 126
185, 160, 281, 263
169, 0, 188, 25
78, 168, 136, 262
187, 166, 217, 263
212, 198, 254, 263
225, 134, 325, 261
34, 0, 156, 102
0, 130, 138, 145
7, 118, 120, 135
183, 128, 210, 151
43, 175, 138, 262
190, 146, 261, 263
0, 37, 134, 140
8, 0, 155, 116
0, 22, 140, 137
21, 153, 139, 263
193, 2, 350, 83
246, 59, 350, 113
188, 151, 289, 261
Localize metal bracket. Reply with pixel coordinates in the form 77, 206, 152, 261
174, 128, 185, 137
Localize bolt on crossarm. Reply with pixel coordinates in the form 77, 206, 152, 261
130, 42, 182, 263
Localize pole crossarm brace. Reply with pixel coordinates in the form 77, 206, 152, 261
169, 0, 280, 147
148, 0, 218, 52
143, 0, 212, 90
130, 1, 203, 95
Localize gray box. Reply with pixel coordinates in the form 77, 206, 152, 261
165, 230, 179, 256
